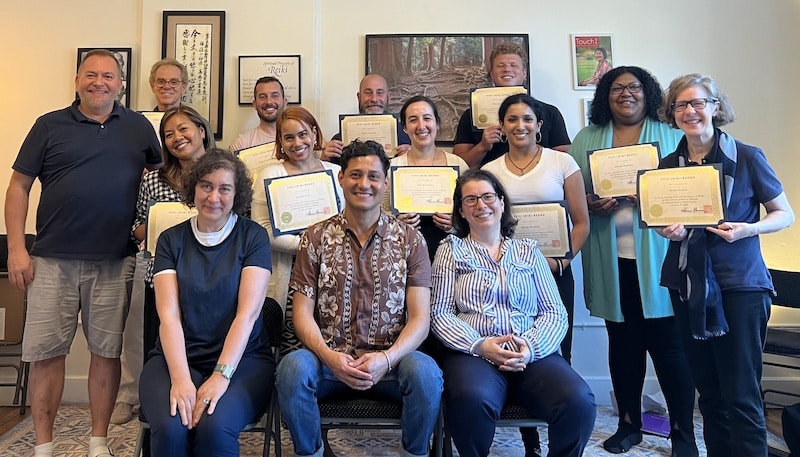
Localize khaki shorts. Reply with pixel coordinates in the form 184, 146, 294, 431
22, 256, 135, 362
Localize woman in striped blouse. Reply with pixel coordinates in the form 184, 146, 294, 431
431, 169, 595, 457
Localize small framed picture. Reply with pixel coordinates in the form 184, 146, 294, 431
238, 55, 301, 105
571, 34, 614, 91
582, 98, 593, 127
76, 47, 132, 108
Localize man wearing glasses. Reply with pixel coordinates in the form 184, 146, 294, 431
149, 58, 188, 112
229, 76, 288, 152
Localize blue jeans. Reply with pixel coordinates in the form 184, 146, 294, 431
276, 349, 443, 457
671, 290, 771, 457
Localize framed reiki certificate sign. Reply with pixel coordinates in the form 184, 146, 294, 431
264, 170, 341, 236
637, 164, 726, 228
146, 202, 198, 255
390, 166, 459, 215
588, 142, 661, 198
511, 201, 572, 258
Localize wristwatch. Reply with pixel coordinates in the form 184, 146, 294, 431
214, 363, 235, 380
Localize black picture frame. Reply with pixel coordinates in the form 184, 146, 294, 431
162, 11, 226, 139
76, 47, 132, 108
365, 34, 530, 146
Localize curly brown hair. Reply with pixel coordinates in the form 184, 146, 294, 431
182, 148, 253, 215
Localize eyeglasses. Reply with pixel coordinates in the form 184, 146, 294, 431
610, 83, 643, 95
461, 192, 498, 207
672, 98, 718, 112
154, 79, 183, 88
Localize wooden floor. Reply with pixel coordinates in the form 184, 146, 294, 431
0, 405, 787, 447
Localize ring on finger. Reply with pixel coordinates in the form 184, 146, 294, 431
203, 398, 210, 405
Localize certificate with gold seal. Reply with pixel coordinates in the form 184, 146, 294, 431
511, 201, 573, 258
339, 114, 399, 157
264, 170, 341, 236
236, 142, 279, 181
146, 202, 198, 255
390, 166, 459, 215
637, 164, 726, 228
140, 111, 165, 145
470, 86, 528, 129
588, 142, 661, 198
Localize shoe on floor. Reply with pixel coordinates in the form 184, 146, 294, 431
110, 402, 133, 425
88, 448, 115, 457
603, 423, 643, 453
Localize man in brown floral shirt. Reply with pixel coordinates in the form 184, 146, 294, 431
276, 140, 443, 457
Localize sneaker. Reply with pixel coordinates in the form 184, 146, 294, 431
88, 448, 115, 457
110, 402, 133, 425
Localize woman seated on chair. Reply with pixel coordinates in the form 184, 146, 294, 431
139, 150, 274, 457
430, 170, 596, 457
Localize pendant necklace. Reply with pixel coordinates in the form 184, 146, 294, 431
506, 145, 541, 176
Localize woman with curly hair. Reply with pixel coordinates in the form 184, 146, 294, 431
139, 150, 275, 456
569, 66, 698, 456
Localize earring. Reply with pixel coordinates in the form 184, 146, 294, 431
536, 131, 542, 143
500, 132, 507, 143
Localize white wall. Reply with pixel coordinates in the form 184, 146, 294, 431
1, 0, 799, 405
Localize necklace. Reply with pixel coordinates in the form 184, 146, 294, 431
506, 145, 541, 176
409, 149, 440, 166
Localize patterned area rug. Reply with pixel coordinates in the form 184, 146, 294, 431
0, 404, 788, 456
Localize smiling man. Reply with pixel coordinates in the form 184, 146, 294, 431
4, 49, 162, 457
148, 58, 188, 111
276, 139, 442, 457
453, 42, 572, 170
229, 76, 288, 152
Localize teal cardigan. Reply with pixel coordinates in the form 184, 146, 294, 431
569, 119, 684, 322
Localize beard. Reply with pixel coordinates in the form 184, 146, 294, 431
257, 104, 280, 123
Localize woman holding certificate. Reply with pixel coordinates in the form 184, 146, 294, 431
482, 93, 589, 364
569, 67, 698, 455
658, 74, 794, 457
139, 150, 275, 456
430, 169, 596, 457
251, 106, 344, 318
388, 95, 469, 260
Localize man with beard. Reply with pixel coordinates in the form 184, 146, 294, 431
322, 74, 410, 163
229, 76, 288, 151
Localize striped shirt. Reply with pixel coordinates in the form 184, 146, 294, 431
431, 235, 567, 362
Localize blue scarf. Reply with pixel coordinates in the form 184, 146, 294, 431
677, 130, 736, 339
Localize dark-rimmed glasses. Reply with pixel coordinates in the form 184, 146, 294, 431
462, 192, 498, 207
610, 83, 643, 95
672, 98, 718, 112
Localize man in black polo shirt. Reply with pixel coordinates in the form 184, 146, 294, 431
4, 49, 162, 457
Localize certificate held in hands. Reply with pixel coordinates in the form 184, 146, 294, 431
339, 114, 399, 157
264, 170, 341, 236
236, 142, 278, 181
470, 86, 528, 130
390, 166, 459, 215
146, 201, 198, 255
511, 201, 572, 258
637, 164, 726, 228
588, 142, 661, 198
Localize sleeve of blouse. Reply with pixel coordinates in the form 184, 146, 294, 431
519, 246, 568, 362
430, 239, 485, 353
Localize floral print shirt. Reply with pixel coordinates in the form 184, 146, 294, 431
290, 211, 431, 357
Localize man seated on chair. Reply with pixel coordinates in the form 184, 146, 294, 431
276, 139, 443, 457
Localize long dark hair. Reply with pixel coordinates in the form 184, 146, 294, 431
451, 170, 518, 238
589, 66, 663, 126
159, 106, 215, 190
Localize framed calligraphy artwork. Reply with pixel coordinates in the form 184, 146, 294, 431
76, 47, 132, 108
162, 11, 226, 139
238, 55, 301, 105
365, 34, 529, 146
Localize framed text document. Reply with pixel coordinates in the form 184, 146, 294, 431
264, 170, 340, 236
236, 142, 278, 181
470, 86, 528, 130
140, 111, 165, 145
588, 142, 661, 198
390, 166, 459, 215
339, 114, 399, 157
511, 201, 572, 258
146, 201, 197, 255
637, 164, 726, 228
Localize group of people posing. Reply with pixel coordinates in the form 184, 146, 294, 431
4, 41, 793, 457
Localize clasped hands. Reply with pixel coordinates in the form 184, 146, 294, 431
476, 334, 531, 372
324, 350, 392, 391
169, 373, 230, 428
